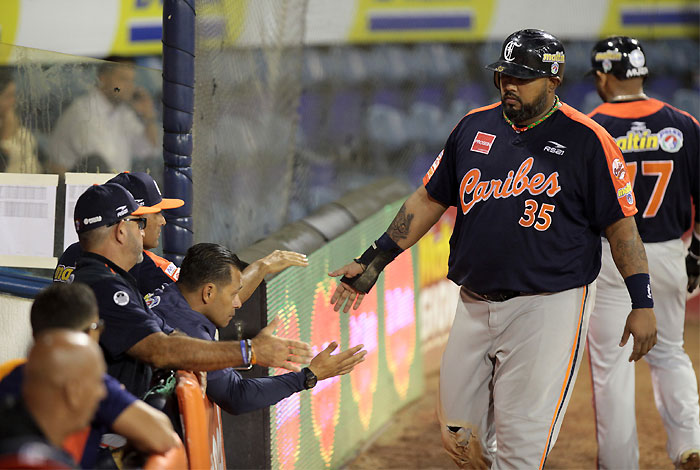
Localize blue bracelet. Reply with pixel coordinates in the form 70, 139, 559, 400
624, 273, 654, 309
240, 340, 249, 366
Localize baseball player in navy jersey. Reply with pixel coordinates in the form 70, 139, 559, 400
585, 36, 700, 470
329, 29, 657, 469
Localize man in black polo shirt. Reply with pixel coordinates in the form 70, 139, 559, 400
72, 183, 312, 398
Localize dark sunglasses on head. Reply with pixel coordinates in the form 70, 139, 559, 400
83, 318, 105, 334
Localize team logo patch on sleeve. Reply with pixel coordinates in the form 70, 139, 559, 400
617, 182, 635, 205
113, 291, 130, 306
164, 262, 180, 280
53, 265, 75, 283
611, 158, 627, 180
144, 293, 161, 309
471, 132, 496, 155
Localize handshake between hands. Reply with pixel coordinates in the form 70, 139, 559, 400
248, 316, 367, 380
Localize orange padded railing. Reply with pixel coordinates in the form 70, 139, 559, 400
143, 435, 188, 470
175, 371, 226, 470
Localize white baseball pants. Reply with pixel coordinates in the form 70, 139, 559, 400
438, 283, 594, 469
589, 238, 700, 468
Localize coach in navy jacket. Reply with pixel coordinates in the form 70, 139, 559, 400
150, 243, 366, 415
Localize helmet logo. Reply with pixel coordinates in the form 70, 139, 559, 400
542, 52, 566, 63
504, 41, 520, 62
602, 59, 612, 72
594, 51, 622, 62
628, 49, 645, 67
551, 62, 559, 74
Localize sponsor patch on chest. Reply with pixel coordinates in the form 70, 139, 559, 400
471, 132, 496, 155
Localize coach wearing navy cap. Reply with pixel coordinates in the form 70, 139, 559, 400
71, 183, 313, 398
56, 172, 185, 295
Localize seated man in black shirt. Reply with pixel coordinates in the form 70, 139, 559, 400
0, 330, 107, 469
150, 243, 367, 414
71, 183, 313, 398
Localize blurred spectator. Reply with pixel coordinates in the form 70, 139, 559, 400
49, 57, 159, 174
0, 330, 106, 469
70, 183, 312, 399
0, 67, 41, 173
0, 282, 178, 469
151, 243, 365, 415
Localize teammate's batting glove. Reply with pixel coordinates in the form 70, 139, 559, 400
686, 232, 700, 293
341, 233, 403, 294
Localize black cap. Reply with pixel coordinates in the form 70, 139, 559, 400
107, 172, 184, 210
588, 36, 648, 80
486, 29, 566, 82
74, 183, 159, 234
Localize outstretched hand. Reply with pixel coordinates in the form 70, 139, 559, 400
619, 308, 657, 362
328, 262, 365, 313
261, 250, 308, 276
308, 342, 367, 381
251, 317, 313, 372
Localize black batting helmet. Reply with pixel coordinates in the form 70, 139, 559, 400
588, 36, 648, 80
485, 29, 566, 88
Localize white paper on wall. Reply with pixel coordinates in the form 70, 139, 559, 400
0, 173, 59, 269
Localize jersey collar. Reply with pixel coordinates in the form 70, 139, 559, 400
503, 95, 561, 133
80, 251, 139, 289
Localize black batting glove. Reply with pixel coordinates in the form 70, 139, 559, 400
687, 233, 700, 293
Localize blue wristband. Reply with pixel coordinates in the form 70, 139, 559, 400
240, 340, 249, 366
624, 273, 654, 309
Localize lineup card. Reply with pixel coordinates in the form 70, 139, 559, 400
63, 173, 117, 250
0, 173, 59, 269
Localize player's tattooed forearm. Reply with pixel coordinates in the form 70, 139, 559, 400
612, 234, 649, 276
607, 217, 649, 277
387, 204, 414, 241
614, 238, 648, 271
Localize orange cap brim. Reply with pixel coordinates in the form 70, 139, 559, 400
152, 198, 185, 210
131, 205, 161, 216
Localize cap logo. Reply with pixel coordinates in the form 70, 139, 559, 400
83, 215, 102, 225
116, 205, 129, 218
153, 180, 162, 197
628, 49, 645, 67
135, 198, 145, 206
594, 51, 622, 62
542, 52, 565, 63
504, 40, 520, 62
